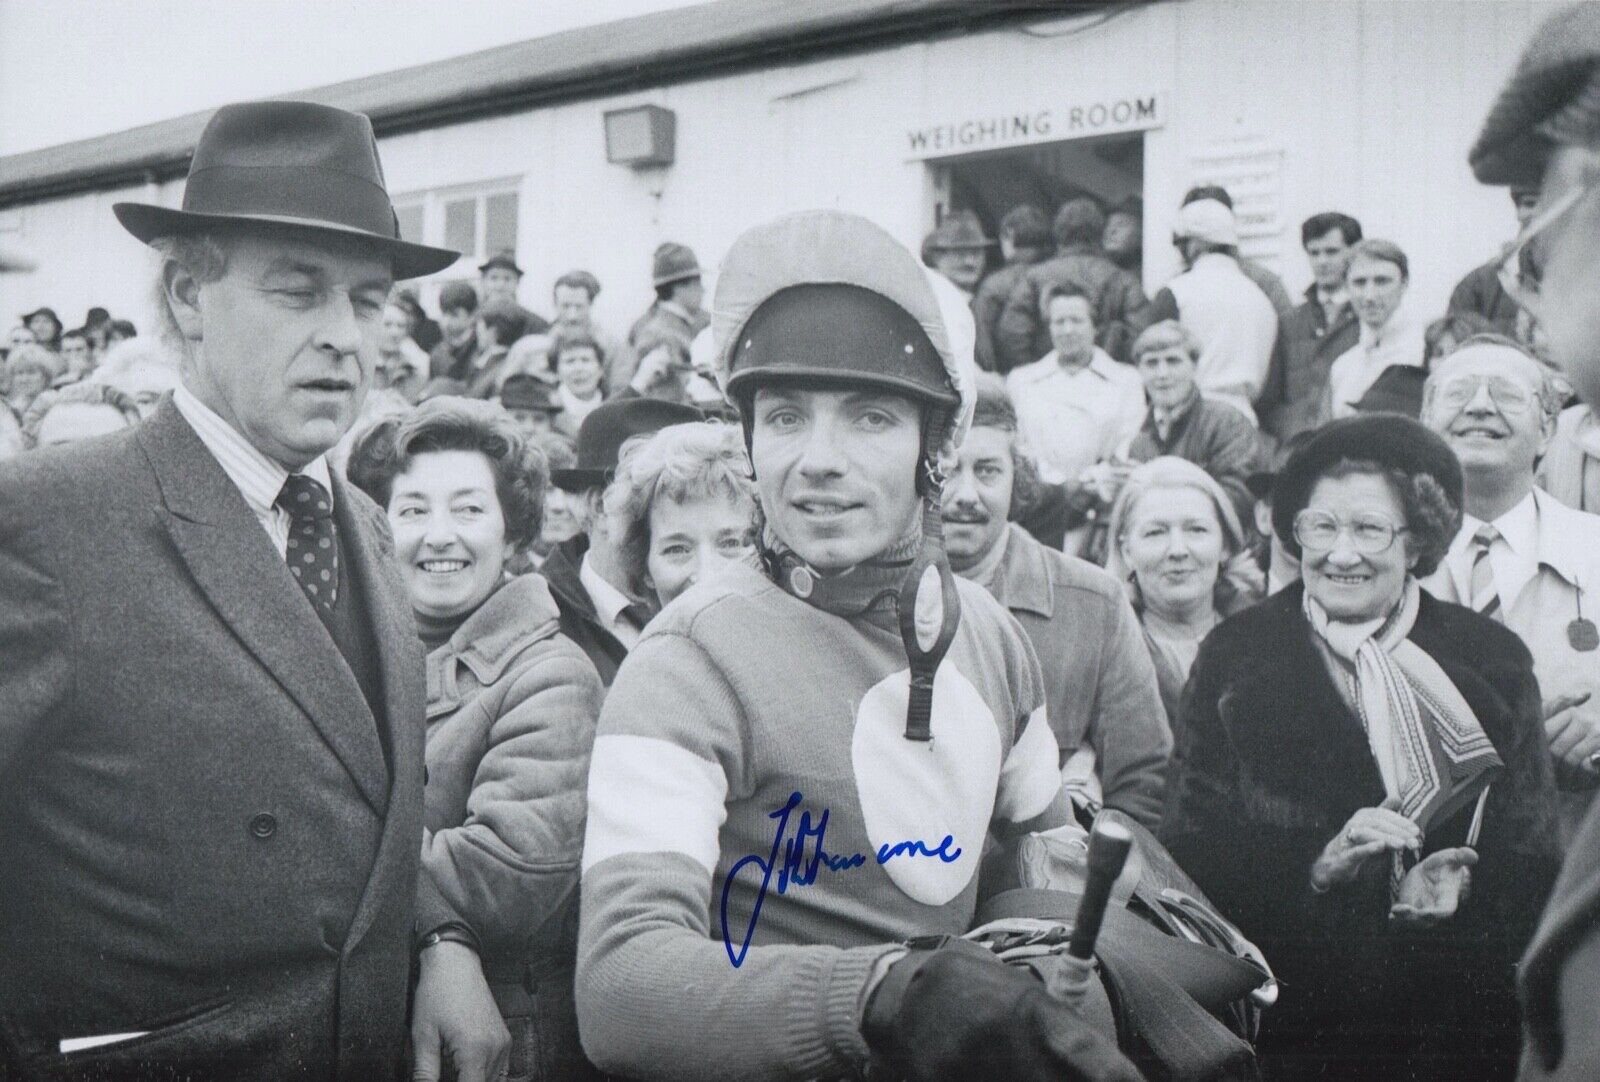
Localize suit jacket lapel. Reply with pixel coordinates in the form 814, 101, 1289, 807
137, 402, 389, 812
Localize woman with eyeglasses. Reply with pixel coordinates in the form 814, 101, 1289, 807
1161, 415, 1560, 1081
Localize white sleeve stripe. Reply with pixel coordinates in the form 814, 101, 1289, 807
582, 734, 729, 875
996, 706, 1062, 823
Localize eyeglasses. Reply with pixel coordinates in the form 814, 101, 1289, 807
1496, 178, 1595, 320
1431, 374, 1537, 414
1293, 509, 1408, 555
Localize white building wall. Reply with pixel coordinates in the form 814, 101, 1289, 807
0, 0, 1567, 348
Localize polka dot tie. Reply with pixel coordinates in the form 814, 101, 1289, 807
276, 473, 338, 611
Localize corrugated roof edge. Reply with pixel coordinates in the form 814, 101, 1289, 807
0, 0, 1112, 209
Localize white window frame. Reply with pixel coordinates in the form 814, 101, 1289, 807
391, 176, 522, 303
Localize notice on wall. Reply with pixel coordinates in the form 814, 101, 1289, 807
1188, 138, 1285, 264
904, 94, 1164, 160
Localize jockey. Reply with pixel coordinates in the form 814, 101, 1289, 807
574, 210, 1140, 1081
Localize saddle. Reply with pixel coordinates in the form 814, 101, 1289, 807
967, 809, 1276, 1081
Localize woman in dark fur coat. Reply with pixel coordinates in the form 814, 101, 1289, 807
1162, 415, 1560, 1081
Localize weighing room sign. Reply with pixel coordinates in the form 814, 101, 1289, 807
905, 94, 1164, 159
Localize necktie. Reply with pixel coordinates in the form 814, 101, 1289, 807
620, 601, 653, 633
277, 474, 339, 611
1468, 524, 1501, 620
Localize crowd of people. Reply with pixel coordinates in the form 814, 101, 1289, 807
7, 6, 1600, 1080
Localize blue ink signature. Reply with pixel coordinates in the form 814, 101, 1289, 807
719, 790, 962, 968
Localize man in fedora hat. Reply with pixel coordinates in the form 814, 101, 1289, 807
921, 208, 994, 301
541, 396, 702, 685
0, 101, 510, 1081
576, 210, 1139, 1082
1469, 12, 1600, 1075
622, 242, 709, 391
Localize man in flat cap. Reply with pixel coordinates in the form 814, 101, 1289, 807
1470, 8, 1600, 1078
576, 210, 1142, 1082
0, 101, 507, 1080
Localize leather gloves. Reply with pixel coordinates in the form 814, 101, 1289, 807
862, 937, 1144, 1082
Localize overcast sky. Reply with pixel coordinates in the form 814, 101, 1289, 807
0, 0, 703, 156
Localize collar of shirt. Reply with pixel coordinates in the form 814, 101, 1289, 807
173, 384, 333, 541
1452, 489, 1539, 604
1047, 347, 1117, 382
1151, 387, 1199, 441
1316, 284, 1347, 311
580, 549, 639, 645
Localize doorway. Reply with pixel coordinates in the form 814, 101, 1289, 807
929, 131, 1144, 275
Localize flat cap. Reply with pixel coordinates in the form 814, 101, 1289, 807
1472, 2, 1600, 186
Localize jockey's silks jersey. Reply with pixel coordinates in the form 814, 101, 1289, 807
576, 559, 1064, 1082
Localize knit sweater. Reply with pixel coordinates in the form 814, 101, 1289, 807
575, 560, 1066, 1081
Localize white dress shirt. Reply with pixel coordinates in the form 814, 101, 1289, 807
1005, 347, 1146, 485
580, 550, 641, 649
172, 385, 334, 560
1442, 490, 1541, 616
1328, 305, 1426, 417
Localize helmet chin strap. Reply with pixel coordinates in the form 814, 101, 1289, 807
898, 410, 961, 742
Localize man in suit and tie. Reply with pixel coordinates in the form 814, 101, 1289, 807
541, 397, 701, 685
0, 101, 505, 1080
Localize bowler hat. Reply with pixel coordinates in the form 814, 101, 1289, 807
1352, 365, 1427, 419
652, 242, 702, 287
499, 374, 562, 413
551, 397, 703, 491
114, 100, 458, 280
924, 210, 995, 252
480, 249, 523, 276
1271, 414, 1463, 565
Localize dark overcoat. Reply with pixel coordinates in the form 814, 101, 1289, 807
0, 400, 426, 1079
1161, 584, 1560, 1080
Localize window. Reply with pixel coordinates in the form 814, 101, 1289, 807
389, 178, 521, 283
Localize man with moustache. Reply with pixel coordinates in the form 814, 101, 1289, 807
943, 375, 1171, 829
0, 101, 508, 1080
576, 210, 1139, 1082
1418, 337, 1600, 845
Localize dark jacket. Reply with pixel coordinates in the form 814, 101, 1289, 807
0, 401, 426, 1079
1126, 390, 1261, 526
1520, 788, 1600, 1081
987, 524, 1171, 829
419, 573, 603, 1081
1448, 258, 1521, 337
972, 253, 1046, 373
1265, 289, 1359, 443
539, 535, 630, 687
430, 332, 479, 384
996, 246, 1148, 368
1162, 584, 1560, 1079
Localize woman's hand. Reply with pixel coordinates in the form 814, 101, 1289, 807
1390, 846, 1477, 926
1310, 796, 1423, 891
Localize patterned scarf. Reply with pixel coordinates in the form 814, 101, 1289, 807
1303, 579, 1502, 888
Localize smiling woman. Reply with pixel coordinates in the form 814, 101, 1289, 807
1162, 414, 1561, 1080
345, 393, 606, 1080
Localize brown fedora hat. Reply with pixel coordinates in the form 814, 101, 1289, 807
114, 100, 458, 280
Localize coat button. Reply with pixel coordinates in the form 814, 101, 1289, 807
249, 812, 278, 839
